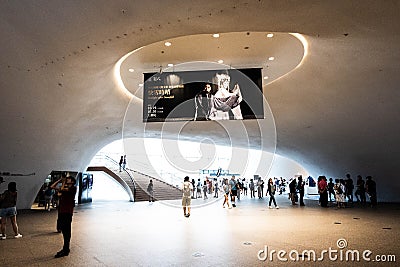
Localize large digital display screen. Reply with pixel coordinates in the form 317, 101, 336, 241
143, 68, 264, 122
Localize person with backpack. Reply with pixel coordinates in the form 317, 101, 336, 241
182, 176, 193, 217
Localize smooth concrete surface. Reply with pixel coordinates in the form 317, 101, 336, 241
0, 195, 399, 267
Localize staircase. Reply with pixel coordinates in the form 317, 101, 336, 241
128, 169, 182, 202
87, 154, 182, 202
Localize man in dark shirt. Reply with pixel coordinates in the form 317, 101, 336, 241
365, 176, 377, 207
51, 175, 77, 258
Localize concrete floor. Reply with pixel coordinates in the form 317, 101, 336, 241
0, 194, 399, 267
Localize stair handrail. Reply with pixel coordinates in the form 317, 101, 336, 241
90, 153, 135, 187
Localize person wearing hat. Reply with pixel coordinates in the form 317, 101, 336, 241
0, 182, 22, 239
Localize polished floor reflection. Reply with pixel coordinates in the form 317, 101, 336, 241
1, 195, 399, 266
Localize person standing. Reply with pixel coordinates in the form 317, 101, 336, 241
222, 179, 231, 208
119, 156, 123, 172
267, 178, 279, 209
249, 179, 255, 198
122, 155, 127, 171
328, 178, 335, 202
334, 179, 346, 208
318, 176, 329, 207
214, 178, 219, 198
147, 180, 154, 202
191, 179, 196, 199
44, 185, 55, 211
355, 175, 366, 204
242, 178, 248, 196
0, 182, 23, 240
229, 176, 238, 207
51, 175, 77, 258
289, 178, 297, 205
365, 176, 377, 206
345, 173, 354, 202
182, 176, 193, 217
297, 176, 305, 206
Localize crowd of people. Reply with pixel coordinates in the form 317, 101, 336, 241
180, 173, 378, 215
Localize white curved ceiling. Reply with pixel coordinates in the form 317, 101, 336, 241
0, 1, 399, 208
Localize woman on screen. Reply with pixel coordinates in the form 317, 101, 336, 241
209, 73, 243, 120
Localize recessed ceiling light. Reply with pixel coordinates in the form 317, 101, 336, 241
217, 59, 224, 64
164, 41, 172, 47
268, 57, 275, 61
263, 76, 269, 80
167, 63, 174, 67
128, 68, 135, 72
139, 83, 143, 87
213, 33, 220, 38
266, 33, 274, 38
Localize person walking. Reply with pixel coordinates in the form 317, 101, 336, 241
229, 176, 238, 207
0, 182, 22, 240
182, 176, 193, 217
147, 180, 154, 202
267, 178, 279, 209
222, 179, 231, 209
119, 156, 123, 172
51, 175, 77, 258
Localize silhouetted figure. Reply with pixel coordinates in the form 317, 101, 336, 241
289, 179, 297, 205
365, 176, 377, 207
147, 180, 154, 202
242, 178, 248, 196
122, 155, 127, 170
297, 176, 305, 206
119, 156, 123, 172
355, 175, 366, 204
328, 178, 335, 202
345, 173, 354, 202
